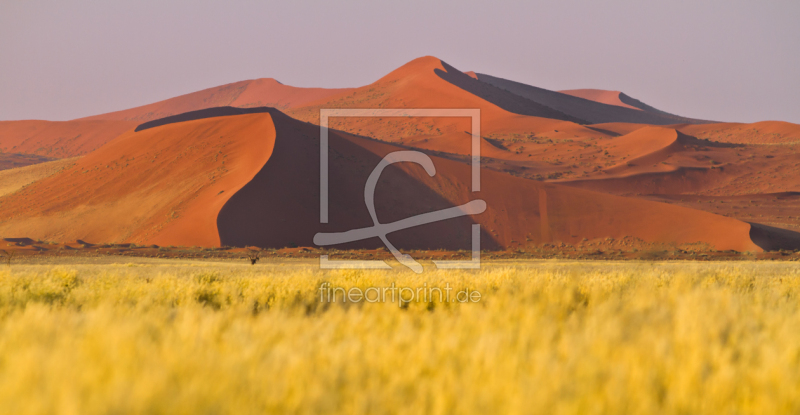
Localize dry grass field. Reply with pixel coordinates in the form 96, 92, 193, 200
1, 259, 799, 414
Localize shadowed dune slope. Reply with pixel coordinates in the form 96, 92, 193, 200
0, 107, 780, 251
285, 56, 606, 161
472, 73, 709, 125
0, 120, 137, 158
217, 111, 764, 252
750, 223, 800, 251
561, 89, 683, 117
288, 56, 588, 126
81, 79, 351, 122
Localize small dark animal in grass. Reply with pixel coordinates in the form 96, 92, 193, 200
247, 251, 260, 265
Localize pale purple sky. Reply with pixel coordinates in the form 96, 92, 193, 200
1, 1, 798, 123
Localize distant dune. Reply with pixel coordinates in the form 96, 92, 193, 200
678, 121, 800, 145
601, 127, 699, 176
0, 119, 136, 158
0, 80, 352, 163
559, 89, 642, 111
81, 78, 352, 123
290, 56, 585, 124
286, 56, 605, 158
472, 74, 710, 125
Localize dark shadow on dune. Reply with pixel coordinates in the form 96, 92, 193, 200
3, 237, 36, 245
749, 222, 800, 251
217, 109, 499, 251
482, 136, 509, 150
473, 73, 713, 125
134, 107, 274, 132
433, 62, 588, 124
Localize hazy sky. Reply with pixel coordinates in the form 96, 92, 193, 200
1, 0, 798, 123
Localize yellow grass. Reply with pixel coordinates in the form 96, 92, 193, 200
1, 260, 799, 414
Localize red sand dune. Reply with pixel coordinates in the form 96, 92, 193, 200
289, 56, 586, 127
588, 122, 650, 136
600, 127, 699, 176
82, 79, 352, 122
605, 127, 683, 160
556, 120, 800, 236
559, 89, 642, 111
0, 107, 777, 252
0, 111, 276, 246
286, 56, 609, 161
0, 119, 137, 158
0, 80, 347, 162
561, 120, 800, 194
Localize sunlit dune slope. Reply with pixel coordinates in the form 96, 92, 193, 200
0, 111, 277, 245
0, 119, 137, 158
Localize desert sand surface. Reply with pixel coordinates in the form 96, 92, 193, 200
0, 157, 76, 197
2, 237, 799, 264
0, 119, 136, 158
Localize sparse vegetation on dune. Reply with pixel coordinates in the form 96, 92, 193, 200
1, 261, 800, 414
